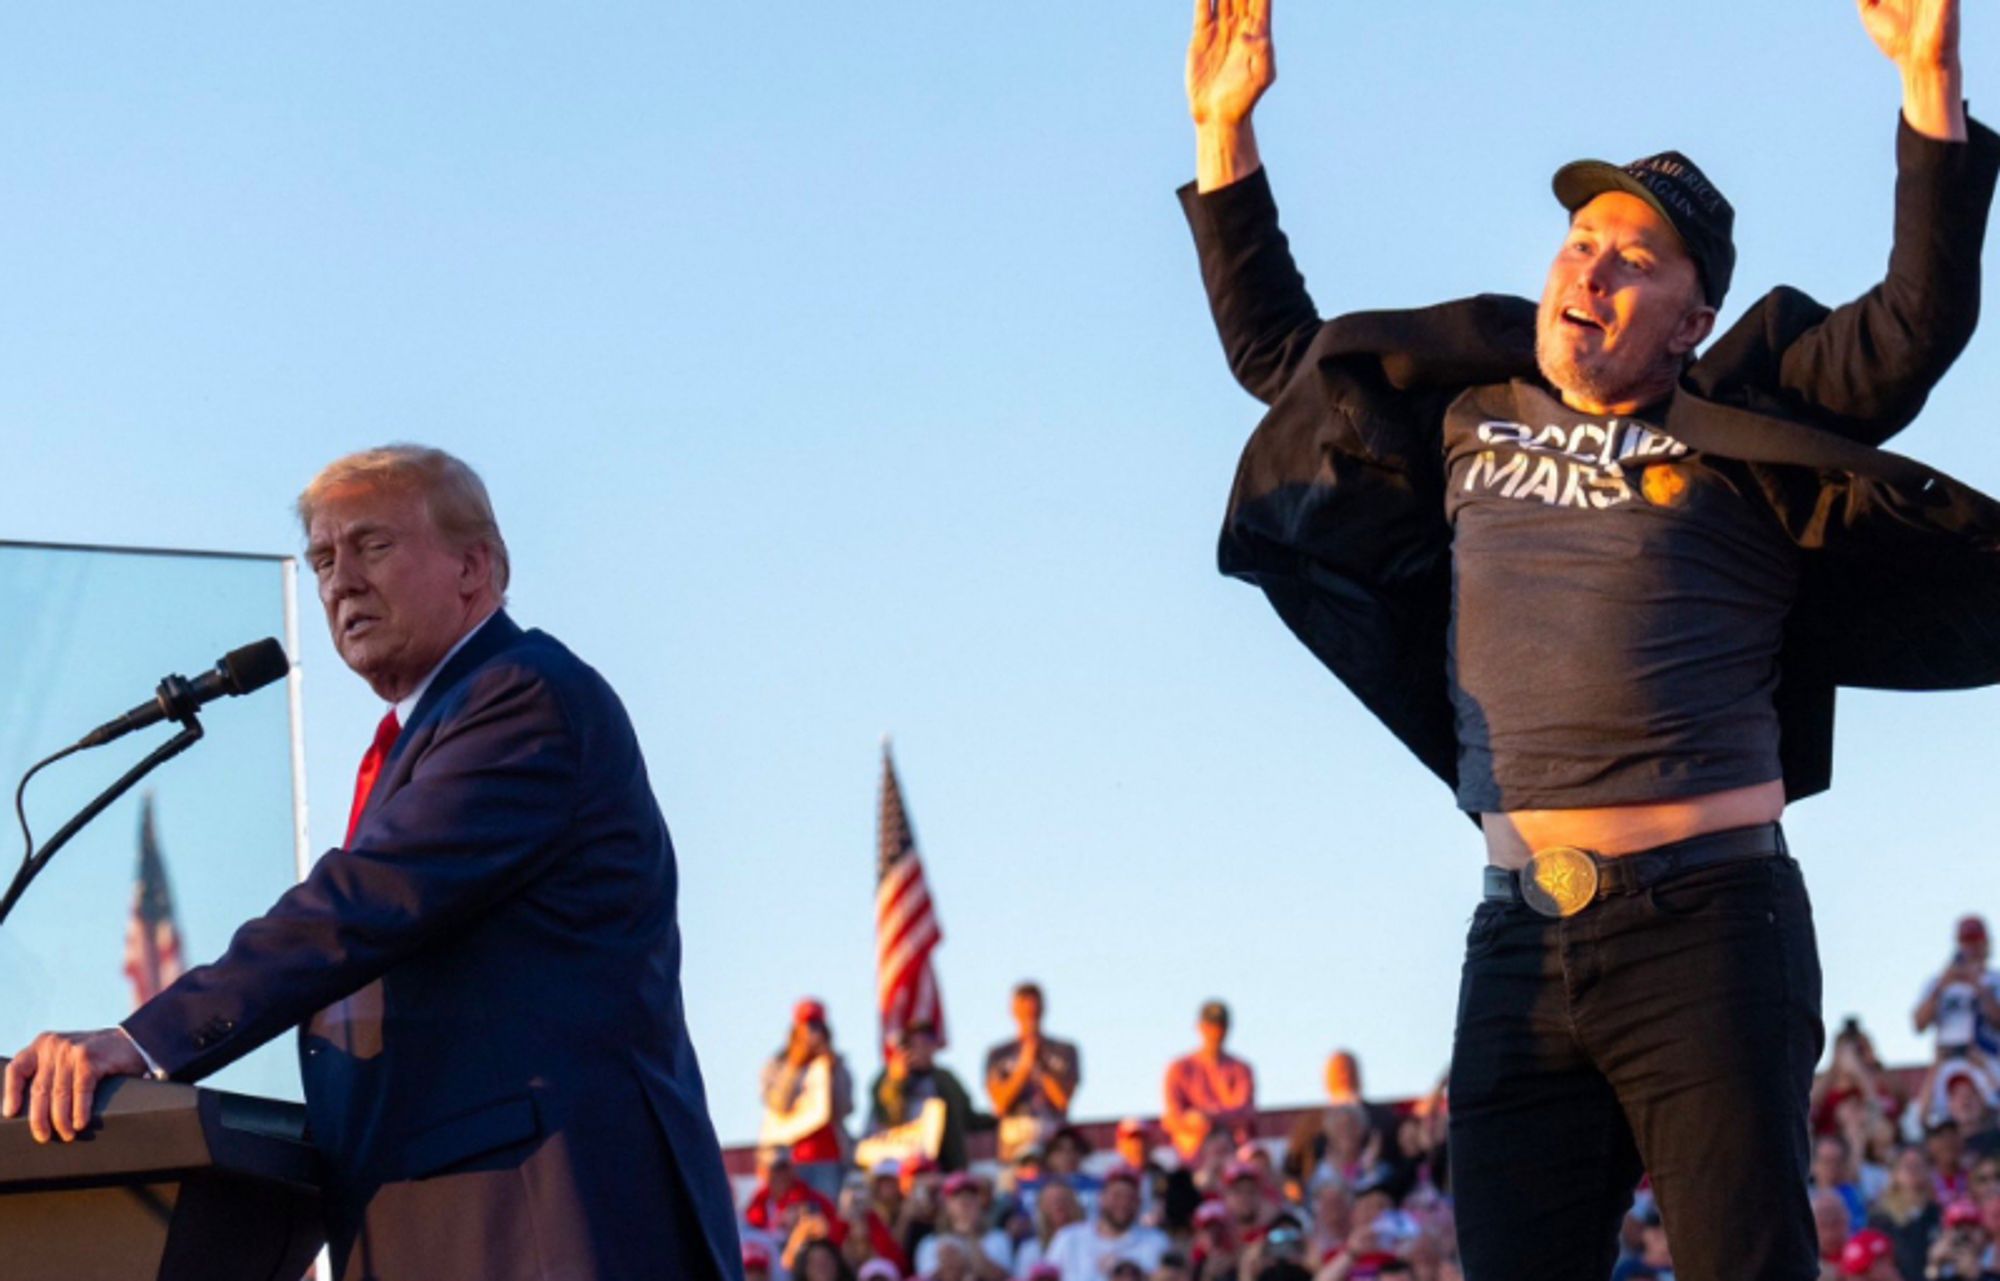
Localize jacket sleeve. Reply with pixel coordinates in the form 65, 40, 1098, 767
122, 660, 582, 1081
1772, 113, 2000, 444
1179, 169, 1327, 405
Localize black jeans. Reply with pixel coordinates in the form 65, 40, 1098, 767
1448, 853, 1825, 1280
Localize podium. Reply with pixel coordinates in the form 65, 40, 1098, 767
0, 1059, 324, 1281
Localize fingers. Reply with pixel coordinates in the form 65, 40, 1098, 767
5, 1033, 122, 1143
1, 1041, 36, 1120
70, 1050, 100, 1140
1194, 0, 1213, 34
48, 1047, 74, 1142
27, 1037, 56, 1143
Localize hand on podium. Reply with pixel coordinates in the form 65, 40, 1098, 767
1, 1028, 146, 1143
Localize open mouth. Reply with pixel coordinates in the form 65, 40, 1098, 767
1561, 307, 1606, 332
341, 614, 379, 640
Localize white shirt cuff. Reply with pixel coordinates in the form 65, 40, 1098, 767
118, 1027, 168, 1081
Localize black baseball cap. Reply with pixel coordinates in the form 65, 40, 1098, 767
1552, 150, 1736, 308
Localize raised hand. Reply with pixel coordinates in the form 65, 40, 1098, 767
1858, 0, 1967, 139
1187, 0, 1276, 128
1859, 0, 1960, 71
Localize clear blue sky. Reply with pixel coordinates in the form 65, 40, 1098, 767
2, 1, 1997, 1146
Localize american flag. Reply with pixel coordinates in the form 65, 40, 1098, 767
122, 794, 185, 1008
876, 741, 945, 1052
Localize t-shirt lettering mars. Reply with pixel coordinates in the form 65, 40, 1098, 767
1443, 380, 1798, 813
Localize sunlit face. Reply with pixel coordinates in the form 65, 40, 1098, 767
945, 1187, 982, 1233
1046, 1134, 1083, 1174
1039, 1182, 1082, 1231
902, 1031, 938, 1071
1536, 192, 1714, 415
306, 482, 493, 702
1312, 1183, 1352, 1235
1116, 1130, 1147, 1167
1973, 1159, 2000, 1199
1929, 1126, 1963, 1171
1199, 1018, 1228, 1054
1326, 1105, 1366, 1157
1012, 990, 1043, 1033
1893, 1147, 1934, 1196
1099, 1178, 1139, 1231
1325, 1051, 1360, 1103
1947, 1079, 1990, 1127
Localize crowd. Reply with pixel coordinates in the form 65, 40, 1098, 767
738, 918, 2000, 1281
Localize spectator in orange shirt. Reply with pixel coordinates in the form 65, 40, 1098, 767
1162, 1000, 1257, 1162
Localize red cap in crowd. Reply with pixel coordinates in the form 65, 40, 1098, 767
1945, 1200, 1983, 1228
1958, 915, 1989, 945
858, 1263, 901, 1281
1839, 1229, 1893, 1276
1224, 1159, 1263, 1185
793, 997, 827, 1026
1102, 1161, 1142, 1188
1194, 1201, 1231, 1229
742, 1242, 772, 1271
942, 1172, 978, 1197
1025, 1267, 1062, 1281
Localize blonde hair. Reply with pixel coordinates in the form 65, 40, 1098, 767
296, 444, 511, 593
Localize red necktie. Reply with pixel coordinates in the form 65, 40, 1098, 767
345, 710, 401, 845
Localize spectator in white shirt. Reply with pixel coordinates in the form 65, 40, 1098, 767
1915, 917, 2000, 1060
1042, 1166, 1170, 1281
761, 998, 855, 1201
913, 1174, 1012, 1280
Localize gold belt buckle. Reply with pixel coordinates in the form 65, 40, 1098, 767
1520, 845, 1600, 918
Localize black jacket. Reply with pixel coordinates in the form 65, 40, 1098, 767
1181, 117, 2000, 804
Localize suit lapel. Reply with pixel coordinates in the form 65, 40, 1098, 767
357, 611, 525, 832
303, 612, 525, 1066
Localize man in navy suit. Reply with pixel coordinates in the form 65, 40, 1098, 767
3, 445, 743, 1281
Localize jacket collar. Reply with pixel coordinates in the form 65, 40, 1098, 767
399, 609, 524, 733
1321, 293, 1933, 482
1317, 294, 1537, 390
343, 611, 524, 845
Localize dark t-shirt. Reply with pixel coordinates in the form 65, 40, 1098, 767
1443, 380, 1798, 812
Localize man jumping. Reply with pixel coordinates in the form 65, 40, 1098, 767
1181, 1, 2000, 1275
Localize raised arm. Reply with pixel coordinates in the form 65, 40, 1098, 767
1770, 0, 1996, 441
1188, 0, 1275, 193
1862, 0, 1966, 142
1182, 0, 1325, 404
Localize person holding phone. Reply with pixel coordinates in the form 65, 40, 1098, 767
1917, 917, 2000, 1059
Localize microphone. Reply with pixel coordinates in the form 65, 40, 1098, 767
78, 638, 291, 749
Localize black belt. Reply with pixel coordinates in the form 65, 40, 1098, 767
1483, 822, 1786, 919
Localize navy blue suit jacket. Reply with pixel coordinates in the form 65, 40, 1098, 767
125, 612, 743, 1281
